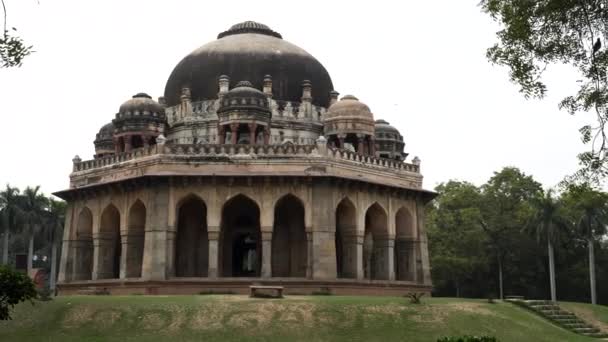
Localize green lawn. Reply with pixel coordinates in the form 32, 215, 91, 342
0, 295, 605, 342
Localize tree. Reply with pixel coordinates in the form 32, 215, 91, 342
20, 186, 47, 275
481, 1, 608, 181
428, 181, 489, 298
479, 167, 542, 299
0, 0, 33, 67
562, 183, 608, 304
527, 189, 570, 302
0, 185, 22, 265
0, 265, 36, 320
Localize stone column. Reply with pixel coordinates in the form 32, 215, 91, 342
306, 231, 313, 278
310, 179, 337, 279
337, 134, 346, 149
249, 123, 257, 145
208, 230, 220, 278
416, 199, 432, 285
218, 125, 226, 145
263, 75, 273, 97
369, 137, 376, 156
119, 233, 129, 279
356, 134, 365, 155
143, 135, 150, 148
261, 231, 272, 278
58, 204, 74, 283
124, 135, 132, 153
141, 182, 170, 281
263, 127, 270, 145
230, 123, 239, 145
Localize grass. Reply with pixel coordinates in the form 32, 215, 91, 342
0, 295, 606, 342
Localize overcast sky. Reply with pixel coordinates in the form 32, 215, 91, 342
0, 0, 593, 196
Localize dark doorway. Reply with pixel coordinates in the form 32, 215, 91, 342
221, 195, 261, 277
232, 233, 258, 277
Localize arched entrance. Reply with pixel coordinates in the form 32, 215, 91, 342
175, 196, 208, 277
363, 203, 389, 280
335, 198, 357, 278
73, 207, 93, 281
395, 207, 415, 281
126, 200, 146, 278
98, 205, 121, 279
221, 195, 261, 277
272, 194, 307, 277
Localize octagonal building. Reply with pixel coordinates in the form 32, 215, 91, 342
55, 21, 434, 296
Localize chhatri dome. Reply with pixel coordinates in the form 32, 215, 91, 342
55, 21, 433, 297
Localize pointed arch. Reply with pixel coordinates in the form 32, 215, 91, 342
272, 194, 307, 277
126, 199, 146, 278
98, 204, 121, 279
175, 194, 208, 277
221, 194, 261, 277
395, 206, 416, 281
363, 202, 389, 280
335, 197, 357, 278
73, 207, 93, 281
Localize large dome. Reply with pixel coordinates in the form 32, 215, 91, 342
163, 21, 334, 107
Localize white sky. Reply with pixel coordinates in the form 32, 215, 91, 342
0, 0, 593, 196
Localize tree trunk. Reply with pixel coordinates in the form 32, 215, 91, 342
498, 255, 504, 300
27, 231, 34, 275
588, 237, 597, 305
50, 239, 58, 294
548, 239, 556, 302
1, 229, 8, 265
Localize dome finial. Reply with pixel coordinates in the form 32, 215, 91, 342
217, 21, 282, 39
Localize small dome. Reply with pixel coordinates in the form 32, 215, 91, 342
94, 122, 115, 156
218, 80, 269, 113
118, 93, 164, 116
325, 95, 374, 121
374, 119, 400, 134
217, 21, 282, 39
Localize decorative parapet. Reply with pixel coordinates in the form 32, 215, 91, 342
73, 143, 420, 175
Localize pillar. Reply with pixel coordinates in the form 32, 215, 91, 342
141, 182, 170, 280
261, 231, 272, 277
58, 204, 74, 283
263, 75, 272, 97
356, 134, 365, 155
249, 123, 257, 145
208, 230, 219, 278
263, 127, 270, 145
369, 137, 376, 156
124, 135, 132, 153
119, 233, 129, 279
311, 179, 337, 279
306, 231, 313, 278
230, 123, 239, 145
341, 233, 363, 279
337, 134, 346, 149
372, 237, 394, 280
416, 198, 432, 285
92, 231, 115, 280
218, 125, 226, 145
143, 135, 150, 148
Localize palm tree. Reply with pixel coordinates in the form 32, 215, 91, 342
563, 183, 608, 305
0, 185, 22, 265
528, 189, 569, 302
20, 186, 48, 275
45, 198, 65, 292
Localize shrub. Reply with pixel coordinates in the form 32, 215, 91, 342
0, 265, 37, 320
437, 336, 497, 342
37, 286, 53, 301
406, 292, 425, 304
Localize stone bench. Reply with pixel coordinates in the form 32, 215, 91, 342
249, 285, 284, 298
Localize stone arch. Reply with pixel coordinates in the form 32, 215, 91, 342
272, 194, 307, 277
125, 199, 146, 278
98, 204, 121, 279
395, 206, 416, 281
220, 194, 261, 277
73, 207, 93, 281
364, 202, 389, 280
335, 197, 357, 278
175, 194, 208, 277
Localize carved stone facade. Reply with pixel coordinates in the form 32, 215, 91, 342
55, 21, 433, 295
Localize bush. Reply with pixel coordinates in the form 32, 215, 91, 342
37, 286, 53, 301
437, 336, 497, 342
0, 265, 37, 320
406, 292, 425, 304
